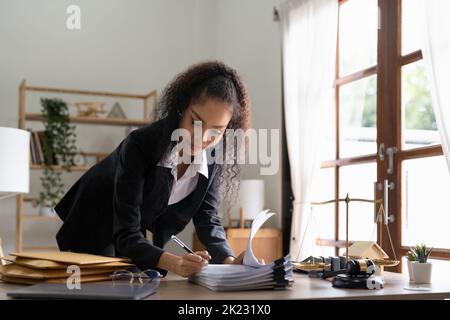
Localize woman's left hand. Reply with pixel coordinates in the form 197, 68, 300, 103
194, 250, 212, 262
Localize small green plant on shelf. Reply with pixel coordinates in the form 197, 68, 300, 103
32, 98, 77, 213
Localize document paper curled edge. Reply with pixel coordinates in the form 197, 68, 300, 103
243, 209, 274, 267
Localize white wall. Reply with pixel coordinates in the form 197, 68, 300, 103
215, 0, 284, 229
0, 0, 283, 257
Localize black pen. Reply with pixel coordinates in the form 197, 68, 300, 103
170, 235, 195, 254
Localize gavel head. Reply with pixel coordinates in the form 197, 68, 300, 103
345, 259, 375, 276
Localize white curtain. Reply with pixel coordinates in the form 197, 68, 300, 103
279, 0, 338, 261
420, 0, 450, 173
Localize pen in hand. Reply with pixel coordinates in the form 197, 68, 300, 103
170, 235, 211, 262
171, 235, 195, 254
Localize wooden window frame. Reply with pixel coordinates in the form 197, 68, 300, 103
322, 0, 448, 269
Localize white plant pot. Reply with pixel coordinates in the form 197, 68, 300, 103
411, 262, 432, 284
39, 206, 56, 217
407, 260, 415, 282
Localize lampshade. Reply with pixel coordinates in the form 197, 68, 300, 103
0, 127, 30, 199
237, 179, 265, 220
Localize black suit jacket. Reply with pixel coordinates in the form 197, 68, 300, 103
54, 118, 234, 273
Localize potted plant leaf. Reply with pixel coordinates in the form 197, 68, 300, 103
410, 243, 433, 284
32, 98, 77, 216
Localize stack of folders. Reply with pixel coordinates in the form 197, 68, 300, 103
0, 251, 134, 285
189, 210, 294, 291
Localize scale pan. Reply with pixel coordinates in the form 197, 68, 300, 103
372, 259, 400, 267
292, 262, 329, 271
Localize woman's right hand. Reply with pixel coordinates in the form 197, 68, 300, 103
174, 252, 209, 277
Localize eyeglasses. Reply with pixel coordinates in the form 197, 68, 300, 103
111, 269, 162, 288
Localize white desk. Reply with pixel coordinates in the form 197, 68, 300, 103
1, 271, 449, 300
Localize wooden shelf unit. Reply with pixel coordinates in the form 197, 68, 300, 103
23, 215, 60, 221
30, 164, 90, 171
16, 79, 157, 252
25, 113, 151, 127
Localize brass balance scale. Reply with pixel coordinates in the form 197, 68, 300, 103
292, 194, 400, 272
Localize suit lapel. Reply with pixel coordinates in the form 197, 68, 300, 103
189, 174, 208, 206
186, 163, 215, 208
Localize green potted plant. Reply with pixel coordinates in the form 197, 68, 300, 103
32, 98, 77, 216
410, 243, 433, 284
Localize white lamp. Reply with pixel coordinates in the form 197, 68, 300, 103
0, 127, 30, 264
237, 179, 265, 227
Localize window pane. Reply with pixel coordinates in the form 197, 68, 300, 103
309, 168, 335, 257
339, 75, 377, 158
402, 156, 450, 248
339, 0, 378, 76
402, 61, 439, 150
402, 0, 422, 55
339, 163, 377, 242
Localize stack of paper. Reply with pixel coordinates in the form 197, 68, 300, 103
0, 251, 134, 285
189, 210, 294, 291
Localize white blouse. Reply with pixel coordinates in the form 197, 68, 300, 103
157, 145, 209, 205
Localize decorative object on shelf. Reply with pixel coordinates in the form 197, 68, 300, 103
409, 243, 433, 284
230, 179, 265, 228
0, 127, 30, 263
72, 150, 86, 167
32, 98, 77, 216
74, 102, 106, 117
107, 102, 127, 119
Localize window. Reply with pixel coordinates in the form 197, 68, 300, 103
402, 156, 450, 249
339, 0, 377, 75
313, 0, 379, 257
401, 60, 438, 150
316, 0, 448, 268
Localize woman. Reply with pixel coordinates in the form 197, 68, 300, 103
55, 61, 250, 277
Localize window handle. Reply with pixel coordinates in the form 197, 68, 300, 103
386, 146, 397, 175
383, 179, 395, 225
374, 180, 395, 225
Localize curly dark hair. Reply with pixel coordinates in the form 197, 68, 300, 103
154, 61, 250, 204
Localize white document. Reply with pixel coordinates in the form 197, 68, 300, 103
189, 210, 293, 291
